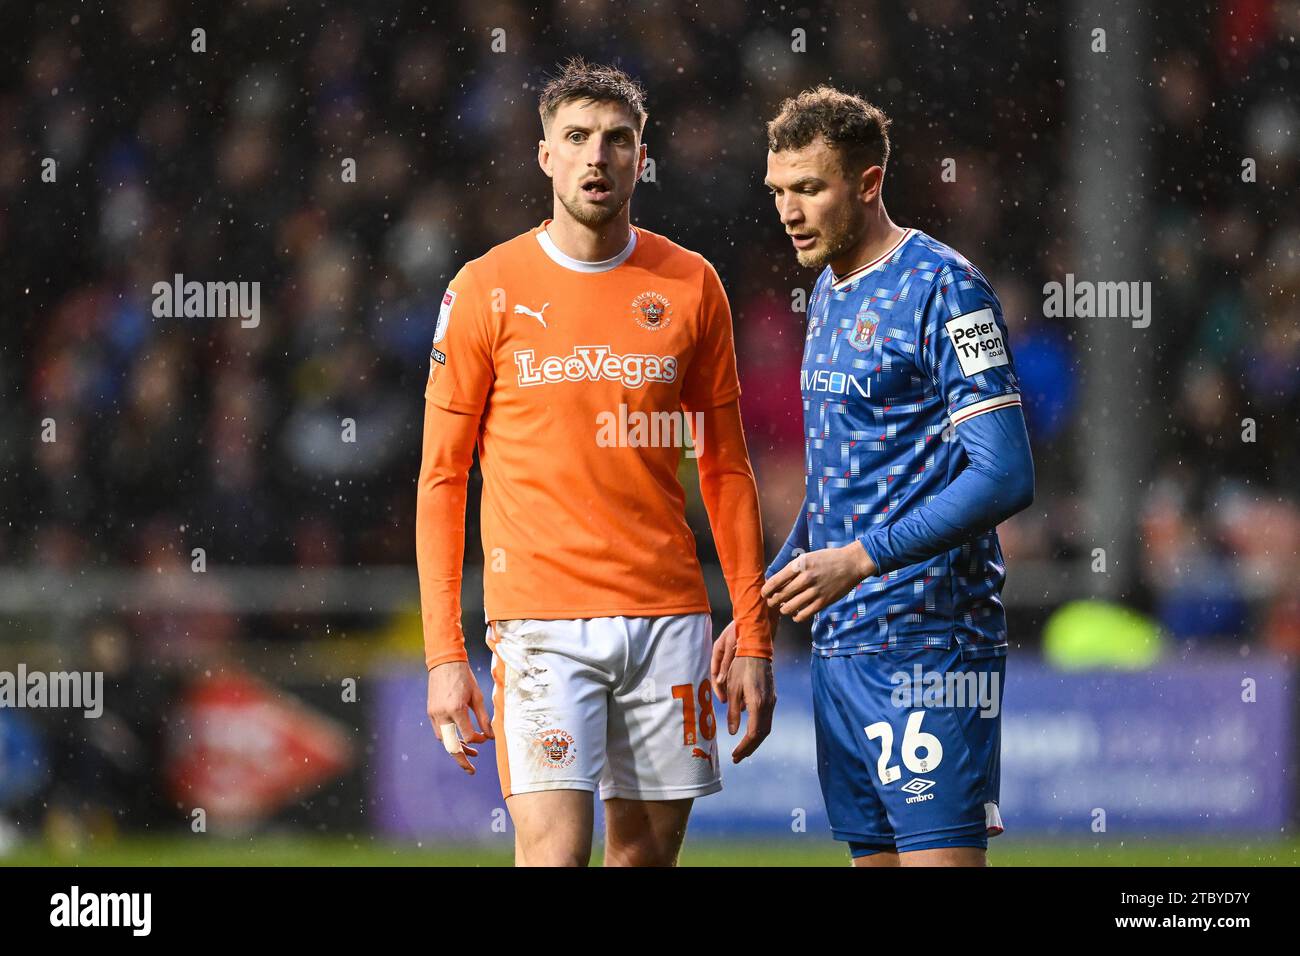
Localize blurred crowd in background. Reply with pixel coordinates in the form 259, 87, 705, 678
1, 0, 1297, 661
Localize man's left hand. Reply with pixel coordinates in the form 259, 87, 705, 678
761, 543, 877, 623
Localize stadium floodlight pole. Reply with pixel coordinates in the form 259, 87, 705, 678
1067, 0, 1150, 601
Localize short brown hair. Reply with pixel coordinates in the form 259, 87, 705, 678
538, 57, 648, 134
767, 86, 892, 175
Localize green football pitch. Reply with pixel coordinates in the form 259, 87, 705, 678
3, 836, 1298, 867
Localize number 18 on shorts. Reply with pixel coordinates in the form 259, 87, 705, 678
487, 613, 724, 802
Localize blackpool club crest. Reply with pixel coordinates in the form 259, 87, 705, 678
849, 307, 880, 351
632, 291, 672, 331
536, 728, 577, 769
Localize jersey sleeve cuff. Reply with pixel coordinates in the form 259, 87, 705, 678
856, 529, 895, 576
425, 647, 470, 671
950, 393, 1021, 427
766, 544, 798, 580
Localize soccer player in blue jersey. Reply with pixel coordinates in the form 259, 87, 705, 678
746, 86, 1033, 866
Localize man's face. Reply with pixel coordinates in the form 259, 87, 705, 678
539, 98, 645, 228
765, 137, 868, 269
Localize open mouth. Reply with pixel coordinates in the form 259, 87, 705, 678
581, 178, 612, 201
789, 233, 817, 249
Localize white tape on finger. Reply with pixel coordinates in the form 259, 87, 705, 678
440, 722, 463, 755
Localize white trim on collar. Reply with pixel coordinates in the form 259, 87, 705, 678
830, 228, 916, 290
536, 225, 638, 273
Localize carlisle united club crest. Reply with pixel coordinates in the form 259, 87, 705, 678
537, 728, 577, 769
849, 308, 880, 351
632, 291, 672, 331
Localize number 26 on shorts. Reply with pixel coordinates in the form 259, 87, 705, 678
864, 711, 944, 784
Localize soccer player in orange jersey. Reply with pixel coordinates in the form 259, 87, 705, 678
416, 59, 776, 867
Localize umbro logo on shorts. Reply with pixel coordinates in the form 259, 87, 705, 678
902, 778, 937, 803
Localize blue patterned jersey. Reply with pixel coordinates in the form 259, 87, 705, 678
781, 229, 1024, 659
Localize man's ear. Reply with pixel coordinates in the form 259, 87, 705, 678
538, 138, 552, 178
860, 165, 884, 204
637, 142, 648, 179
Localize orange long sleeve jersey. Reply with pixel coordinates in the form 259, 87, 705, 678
415, 222, 773, 670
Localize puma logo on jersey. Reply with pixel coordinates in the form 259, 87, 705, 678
514, 302, 549, 328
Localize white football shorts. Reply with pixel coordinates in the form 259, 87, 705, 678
486, 613, 723, 801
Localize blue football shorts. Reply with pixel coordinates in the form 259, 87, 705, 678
811, 643, 1006, 856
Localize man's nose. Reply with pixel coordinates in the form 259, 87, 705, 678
585, 138, 610, 167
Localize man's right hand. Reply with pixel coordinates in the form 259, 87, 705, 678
427, 660, 493, 775
709, 617, 779, 763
